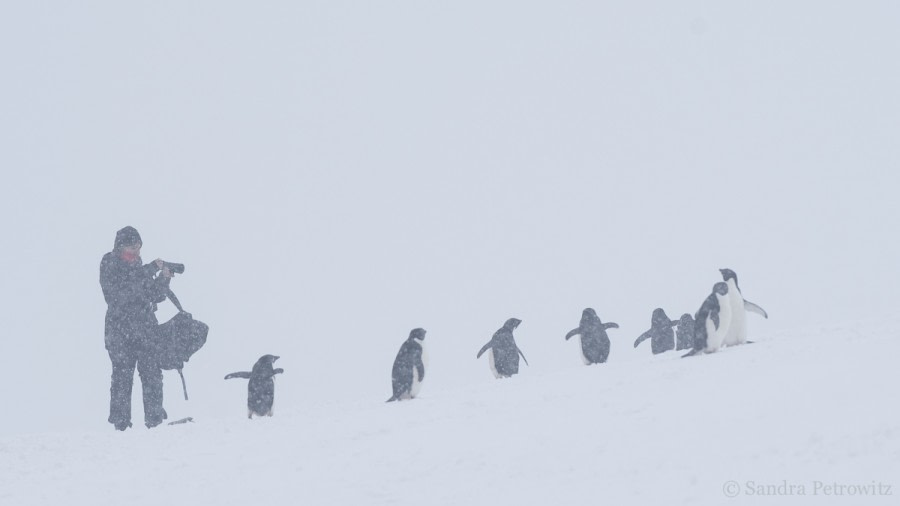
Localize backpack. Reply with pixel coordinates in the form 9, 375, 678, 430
156, 288, 209, 400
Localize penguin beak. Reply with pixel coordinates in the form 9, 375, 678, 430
273, 356, 280, 362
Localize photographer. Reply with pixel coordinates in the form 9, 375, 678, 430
99, 226, 174, 431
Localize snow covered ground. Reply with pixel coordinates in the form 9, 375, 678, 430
2, 318, 897, 505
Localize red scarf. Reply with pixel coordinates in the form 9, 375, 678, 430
120, 251, 139, 264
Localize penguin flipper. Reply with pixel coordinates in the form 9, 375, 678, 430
517, 347, 529, 366
224, 371, 251, 380
711, 312, 720, 330
416, 358, 425, 381
603, 322, 620, 330
744, 300, 768, 318
634, 330, 652, 348
273, 368, 284, 375
565, 328, 581, 340
476, 342, 492, 359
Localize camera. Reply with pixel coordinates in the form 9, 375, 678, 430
162, 261, 185, 275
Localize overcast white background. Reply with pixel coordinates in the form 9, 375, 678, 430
1, 1, 897, 437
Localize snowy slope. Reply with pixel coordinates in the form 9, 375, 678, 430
2, 319, 897, 506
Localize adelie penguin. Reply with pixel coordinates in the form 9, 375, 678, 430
386, 328, 428, 402
225, 355, 284, 418
675, 313, 696, 351
719, 268, 768, 346
683, 282, 732, 357
634, 308, 679, 354
565, 308, 618, 365
477, 318, 528, 378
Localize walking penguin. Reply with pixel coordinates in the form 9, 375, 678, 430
477, 318, 529, 378
225, 354, 284, 418
675, 313, 696, 351
565, 308, 618, 365
386, 328, 428, 402
633, 308, 678, 354
683, 282, 732, 357
719, 268, 768, 346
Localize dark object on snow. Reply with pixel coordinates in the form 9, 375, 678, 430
101, 227, 169, 430
565, 308, 618, 365
675, 313, 696, 351
477, 318, 528, 378
155, 289, 209, 400
387, 328, 427, 402
168, 417, 194, 425
633, 308, 678, 354
225, 355, 284, 418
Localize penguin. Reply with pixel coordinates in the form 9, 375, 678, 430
477, 318, 528, 378
633, 308, 678, 354
386, 328, 427, 402
683, 282, 732, 357
675, 313, 696, 351
719, 268, 768, 346
225, 354, 284, 418
565, 308, 619, 365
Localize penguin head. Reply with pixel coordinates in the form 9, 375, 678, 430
651, 308, 669, 326
713, 282, 729, 297
581, 308, 599, 326
251, 354, 279, 374
680, 313, 693, 324
719, 268, 738, 283
504, 318, 522, 330
255, 354, 279, 366
409, 328, 426, 341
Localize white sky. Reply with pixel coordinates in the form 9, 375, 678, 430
1, 1, 898, 436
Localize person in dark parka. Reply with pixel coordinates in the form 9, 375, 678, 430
633, 308, 678, 355
100, 226, 172, 430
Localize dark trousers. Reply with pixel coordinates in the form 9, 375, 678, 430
107, 332, 166, 428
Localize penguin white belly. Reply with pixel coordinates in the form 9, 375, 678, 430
705, 317, 725, 352
410, 368, 422, 398
722, 279, 747, 346
409, 340, 427, 398
577, 335, 591, 365
706, 292, 733, 352
487, 348, 501, 378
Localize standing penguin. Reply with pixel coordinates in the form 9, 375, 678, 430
225, 354, 284, 418
477, 318, 528, 378
719, 268, 768, 346
565, 308, 619, 365
683, 282, 732, 357
675, 313, 696, 351
386, 328, 427, 402
633, 308, 678, 354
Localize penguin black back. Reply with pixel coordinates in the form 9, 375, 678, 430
477, 318, 528, 377
675, 313, 695, 351
633, 308, 678, 354
225, 354, 284, 418
566, 308, 618, 364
